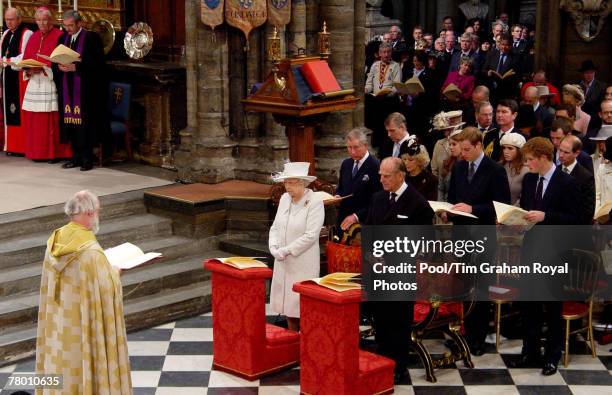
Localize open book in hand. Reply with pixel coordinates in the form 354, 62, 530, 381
309, 272, 361, 292
216, 257, 269, 269
373, 88, 393, 97
428, 201, 478, 219
490, 69, 515, 80
313, 191, 352, 205
38, 44, 81, 65
4, 59, 46, 68
104, 242, 162, 270
493, 201, 534, 230
394, 76, 424, 96
442, 83, 462, 99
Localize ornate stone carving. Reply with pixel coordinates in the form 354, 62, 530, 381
560, 0, 612, 42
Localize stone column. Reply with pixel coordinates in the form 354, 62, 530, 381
287, 0, 307, 56
315, 0, 356, 183
305, 0, 320, 55
176, 0, 236, 183
353, 0, 366, 128
365, 0, 402, 42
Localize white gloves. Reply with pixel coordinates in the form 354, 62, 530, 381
270, 246, 291, 261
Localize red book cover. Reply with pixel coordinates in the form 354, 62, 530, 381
300, 60, 342, 93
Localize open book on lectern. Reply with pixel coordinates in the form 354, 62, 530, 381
104, 242, 162, 270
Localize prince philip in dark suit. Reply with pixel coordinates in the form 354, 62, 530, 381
365, 157, 434, 383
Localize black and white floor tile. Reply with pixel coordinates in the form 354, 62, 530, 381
1, 305, 611, 394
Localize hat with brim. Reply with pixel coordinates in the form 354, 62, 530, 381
432, 110, 465, 131
590, 125, 612, 141
578, 60, 598, 72
272, 162, 317, 183
562, 84, 585, 106
536, 85, 555, 97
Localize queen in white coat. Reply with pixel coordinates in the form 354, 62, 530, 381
269, 162, 325, 331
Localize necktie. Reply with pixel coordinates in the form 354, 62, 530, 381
514, 42, 518, 48
480, 127, 486, 133
497, 54, 506, 72
563, 167, 570, 174
351, 161, 359, 178
467, 162, 476, 183
392, 143, 400, 157
534, 176, 544, 210
389, 192, 397, 206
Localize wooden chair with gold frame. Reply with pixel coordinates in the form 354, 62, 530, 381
411, 253, 477, 383
561, 248, 602, 367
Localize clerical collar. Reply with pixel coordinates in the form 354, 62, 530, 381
71, 28, 83, 41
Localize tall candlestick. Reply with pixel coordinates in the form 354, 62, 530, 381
58, 0, 62, 14
73, 0, 77, 11
7, 1, 10, 9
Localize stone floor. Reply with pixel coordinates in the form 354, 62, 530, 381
1, 305, 611, 395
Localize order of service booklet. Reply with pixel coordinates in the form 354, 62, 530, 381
104, 242, 162, 270
428, 201, 478, 219
308, 272, 361, 292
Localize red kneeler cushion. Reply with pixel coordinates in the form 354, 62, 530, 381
265, 324, 300, 347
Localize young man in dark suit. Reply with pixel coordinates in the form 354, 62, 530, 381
446, 127, 511, 355
335, 127, 382, 233
558, 135, 595, 224
365, 157, 434, 383
514, 137, 581, 375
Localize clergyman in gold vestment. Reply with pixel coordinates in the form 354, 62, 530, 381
35, 190, 132, 395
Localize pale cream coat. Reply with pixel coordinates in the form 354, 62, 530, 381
269, 189, 325, 318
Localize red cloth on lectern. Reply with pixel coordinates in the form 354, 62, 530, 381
301, 60, 342, 93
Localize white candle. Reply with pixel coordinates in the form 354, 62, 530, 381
58, 0, 62, 14
73, 0, 77, 11
1, 2, 3, 34
7, 1, 10, 9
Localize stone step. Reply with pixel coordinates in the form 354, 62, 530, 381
0, 250, 228, 336
0, 235, 213, 297
218, 235, 272, 259
0, 213, 173, 270
0, 280, 214, 367
0, 190, 148, 241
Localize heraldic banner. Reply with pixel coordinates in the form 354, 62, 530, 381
267, 0, 291, 27
225, 0, 268, 41
201, 0, 225, 30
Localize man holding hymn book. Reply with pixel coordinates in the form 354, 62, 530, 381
54, 10, 109, 171
35, 190, 132, 394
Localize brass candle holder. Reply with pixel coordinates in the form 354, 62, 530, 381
318, 21, 331, 58
267, 26, 286, 92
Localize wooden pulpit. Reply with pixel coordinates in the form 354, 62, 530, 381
242, 56, 358, 176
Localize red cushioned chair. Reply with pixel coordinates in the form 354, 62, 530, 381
561, 249, 602, 367
204, 260, 300, 380
411, 256, 476, 383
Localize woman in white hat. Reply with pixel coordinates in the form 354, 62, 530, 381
562, 84, 591, 136
268, 162, 325, 331
499, 132, 528, 205
595, 136, 612, 212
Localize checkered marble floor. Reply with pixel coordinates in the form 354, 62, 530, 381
1, 305, 611, 395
